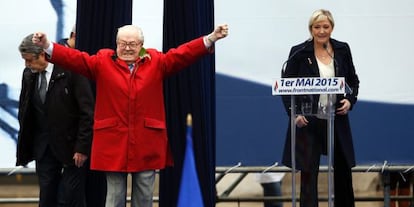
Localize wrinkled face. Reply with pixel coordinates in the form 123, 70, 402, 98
21, 52, 48, 72
116, 32, 142, 64
311, 18, 333, 45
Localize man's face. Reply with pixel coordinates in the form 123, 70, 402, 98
116, 33, 142, 64
21, 52, 48, 72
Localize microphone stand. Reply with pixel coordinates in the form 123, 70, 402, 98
322, 43, 335, 207
323, 43, 356, 207
281, 39, 312, 76
290, 96, 297, 207
283, 39, 311, 207
323, 43, 353, 95
327, 94, 335, 207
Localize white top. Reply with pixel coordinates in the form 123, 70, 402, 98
316, 58, 335, 119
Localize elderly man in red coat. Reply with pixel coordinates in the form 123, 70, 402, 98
32, 24, 228, 207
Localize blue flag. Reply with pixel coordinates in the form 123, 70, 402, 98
177, 115, 204, 207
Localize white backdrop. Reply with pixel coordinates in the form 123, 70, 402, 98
0, 0, 76, 168
214, 0, 414, 104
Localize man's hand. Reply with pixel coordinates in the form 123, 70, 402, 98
73, 152, 88, 168
207, 24, 229, 43
32, 32, 50, 49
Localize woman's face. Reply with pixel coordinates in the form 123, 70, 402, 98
311, 19, 333, 45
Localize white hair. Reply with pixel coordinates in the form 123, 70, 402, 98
117, 25, 144, 43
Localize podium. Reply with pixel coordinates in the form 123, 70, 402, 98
272, 77, 348, 207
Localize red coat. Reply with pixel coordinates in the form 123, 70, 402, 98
49, 37, 209, 172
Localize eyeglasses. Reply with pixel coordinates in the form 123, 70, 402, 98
117, 41, 140, 49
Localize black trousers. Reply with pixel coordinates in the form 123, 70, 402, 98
84, 161, 106, 207
299, 118, 355, 207
36, 146, 87, 207
261, 181, 283, 207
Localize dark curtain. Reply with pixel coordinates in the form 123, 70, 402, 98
160, 0, 216, 207
76, 0, 132, 53
75, 0, 132, 206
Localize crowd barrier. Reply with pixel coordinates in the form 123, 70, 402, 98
0, 165, 413, 206
215, 165, 414, 207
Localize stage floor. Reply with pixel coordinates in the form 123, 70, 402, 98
0, 172, 391, 207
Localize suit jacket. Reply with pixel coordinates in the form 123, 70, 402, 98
281, 38, 360, 170
47, 37, 209, 172
16, 65, 94, 166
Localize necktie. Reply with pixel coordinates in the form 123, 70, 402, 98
128, 64, 134, 72
39, 71, 47, 103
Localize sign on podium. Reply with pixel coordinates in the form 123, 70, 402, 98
272, 77, 345, 95
272, 77, 346, 207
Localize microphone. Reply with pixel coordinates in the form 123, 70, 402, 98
323, 43, 336, 72
323, 43, 353, 94
281, 39, 312, 76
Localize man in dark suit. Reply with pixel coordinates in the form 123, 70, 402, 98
16, 33, 94, 207
57, 26, 106, 207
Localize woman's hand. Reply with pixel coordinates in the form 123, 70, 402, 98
295, 115, 308, 128
336, 99, 351, 115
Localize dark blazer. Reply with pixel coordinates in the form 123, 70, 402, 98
16, 65, 94, 166
281, 38, 360, 170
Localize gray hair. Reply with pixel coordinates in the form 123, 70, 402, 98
116, 25, 144, 43
18, 34, 44, 58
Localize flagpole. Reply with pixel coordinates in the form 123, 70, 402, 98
187, 113, 192, 127
178, 113, 204, 207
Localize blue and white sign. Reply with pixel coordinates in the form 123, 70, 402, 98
272, 77, 345, 95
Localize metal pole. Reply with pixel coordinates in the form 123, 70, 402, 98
327, 94, 335, 207
290, 96, 297, 207
382, 170, 390, 207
